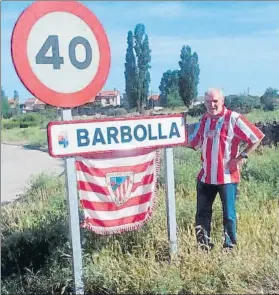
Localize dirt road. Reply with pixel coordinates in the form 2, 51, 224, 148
1, 144, 64, 204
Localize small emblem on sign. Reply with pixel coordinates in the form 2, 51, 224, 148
106, 172, 134, 206
58, 132, 69, 148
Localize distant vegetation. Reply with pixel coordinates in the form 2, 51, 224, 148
1, 110, 58, 147
2, 111, 57, 130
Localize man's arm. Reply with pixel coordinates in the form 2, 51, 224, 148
239, 139, 263, 158
227, 139, 263, 171
227, 115, 265, 171
186, 122, 202, 150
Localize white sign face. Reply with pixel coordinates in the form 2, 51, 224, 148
27, 12, 100, 93
48, 115, 187, 157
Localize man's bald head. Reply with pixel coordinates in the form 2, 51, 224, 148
204, 88, 225, 117
205, 88, 224, 101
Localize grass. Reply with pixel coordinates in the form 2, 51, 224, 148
1, 127, 47, 147
1, 110, 58, 147
1, 146, 279, 294
245, 109, 279, 123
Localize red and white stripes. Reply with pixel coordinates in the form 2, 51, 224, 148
190, 108, 264, 184
75, 150, 160, 235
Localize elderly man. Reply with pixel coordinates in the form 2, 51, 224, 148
187, 88, 264, 250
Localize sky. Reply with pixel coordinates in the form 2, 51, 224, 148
1, 1, 279, 102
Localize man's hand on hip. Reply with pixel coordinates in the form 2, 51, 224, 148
227, 158, 246, 172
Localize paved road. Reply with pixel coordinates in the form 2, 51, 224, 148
1, 144, 64, 204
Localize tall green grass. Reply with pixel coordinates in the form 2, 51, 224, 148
1, 110, 58, 147
1, 126, 47, 147
1, 146, 279, 294
245, 109, 279, 123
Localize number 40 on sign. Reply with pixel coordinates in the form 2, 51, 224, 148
36, 35, 93, 70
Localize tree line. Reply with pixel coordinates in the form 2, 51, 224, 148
1, 87, 20, 118
224, 87, 279, 113
124, 23, 200, 112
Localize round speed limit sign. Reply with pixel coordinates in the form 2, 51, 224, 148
11, 1, 111, 108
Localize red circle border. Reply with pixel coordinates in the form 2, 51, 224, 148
11, 1, 111, 108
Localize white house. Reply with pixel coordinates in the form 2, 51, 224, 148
94, 90, 121, 107
191, 96, 204, 107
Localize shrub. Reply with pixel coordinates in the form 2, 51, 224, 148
103, 107, 128, 117
187, 103, 206, 117
2, 111, 58, 130
1, 174, 68, 277
2, 120, 19, 129
2, 114, 41, 129
225, 95, 262, 113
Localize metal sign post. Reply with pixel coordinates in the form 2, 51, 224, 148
164, 147, 178, 256
62, 109, 84, 294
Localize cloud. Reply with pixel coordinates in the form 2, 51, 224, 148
232, 4, 279, 23
256, 28, 279, 37
143, 2, 185, 18
148, 31, 279, 66
86, 1, 213, 23
138, 2, 210, 19
117, 2, 279, 23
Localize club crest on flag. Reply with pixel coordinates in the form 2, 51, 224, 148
106, 172, 134, 206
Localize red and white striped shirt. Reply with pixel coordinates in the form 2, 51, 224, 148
189, 107, 265, 184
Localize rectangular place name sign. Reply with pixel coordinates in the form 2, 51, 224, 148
47, 114, 187, 158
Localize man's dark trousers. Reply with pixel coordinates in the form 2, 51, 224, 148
195, 180, 238, 248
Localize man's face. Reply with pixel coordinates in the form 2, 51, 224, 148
204, 92, 224, 117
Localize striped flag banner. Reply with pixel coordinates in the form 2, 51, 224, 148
75, 149, 161, 235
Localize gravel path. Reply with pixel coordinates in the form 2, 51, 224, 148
1, 143, 64, 204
